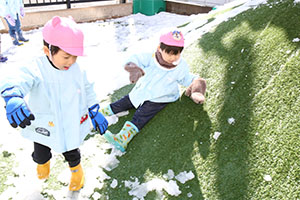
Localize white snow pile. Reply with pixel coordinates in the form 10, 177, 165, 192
123, 170, 195, 199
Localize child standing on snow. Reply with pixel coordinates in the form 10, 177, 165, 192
101, 30, 206, 152
0, 16, 108, 191
0, 0, 29, 46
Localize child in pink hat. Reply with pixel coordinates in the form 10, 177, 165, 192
101, 30, 207, 152
0, 16, 108, 191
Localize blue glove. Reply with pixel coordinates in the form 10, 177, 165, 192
88, 104, 108, 135
1, 87, 35, 128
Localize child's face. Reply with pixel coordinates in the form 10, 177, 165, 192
160, 48, 181, 64
44, 46, 77, 70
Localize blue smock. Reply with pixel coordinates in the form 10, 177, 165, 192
127, 53, 198, 108
0, 56, 98, 153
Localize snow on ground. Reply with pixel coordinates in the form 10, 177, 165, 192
0, 0, 269, 199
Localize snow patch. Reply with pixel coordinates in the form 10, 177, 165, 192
213, 132, 222, 140
228, 117, 235, 125
175, 171, 195, 184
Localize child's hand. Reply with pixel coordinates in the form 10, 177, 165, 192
88, 104, 108, 135
2, 87, 35, 128
124, 62, 145, 83
185, 78, 206, 104
5, 15, 15, 26
191, 92, 205, 104
5, 97, 35, 128
20, 7, 25, 18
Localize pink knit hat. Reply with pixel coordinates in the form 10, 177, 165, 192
42, 16, 85, 56
160, 30, 184, 47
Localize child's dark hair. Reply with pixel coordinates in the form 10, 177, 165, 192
43, 40, 60, 55
160, 42, 184, 55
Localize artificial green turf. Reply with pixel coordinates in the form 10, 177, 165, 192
100, 0, 300, 199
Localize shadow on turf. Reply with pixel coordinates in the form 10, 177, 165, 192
100, 84, 212, 199
196, 0, 300, 199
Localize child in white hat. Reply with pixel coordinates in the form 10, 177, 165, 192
0, 16, 108, 191
101, 30, 206, 152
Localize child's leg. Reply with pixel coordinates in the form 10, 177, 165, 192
131, 101, 168, 130
101, 95, 135, 116
104, 101, 168, 152
62, 148, 81, 168
5, 17, 22, 46
32, 142, 52, 179
63, 148, 84, 191
15, 14, 28, 42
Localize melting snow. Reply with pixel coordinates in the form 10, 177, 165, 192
264, 174, 272, 182
175, 171, 195, 184
228, 117, 235, 125
213, 132, 222, 140
127, 179, 181, 199
110, 179, 118, 188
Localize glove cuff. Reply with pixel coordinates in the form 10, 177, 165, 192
88, 103, 100, 118
1, 87, 24, 103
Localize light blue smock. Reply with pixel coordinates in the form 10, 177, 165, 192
127, 53, 198, 108
0, 56, 98, 153
0, 0, 23, 19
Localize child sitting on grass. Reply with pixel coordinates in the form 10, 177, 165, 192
0, 16, 108, 191
101, 30, 206, 152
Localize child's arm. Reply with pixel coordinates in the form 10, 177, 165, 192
0, 64, 38, 128
177, 61, 206, 104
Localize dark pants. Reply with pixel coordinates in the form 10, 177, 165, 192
32, 142, 81, 168
110, 95, 168, 130
5, 14, 22, 40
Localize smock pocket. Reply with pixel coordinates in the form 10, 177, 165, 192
25, 114, 56, 138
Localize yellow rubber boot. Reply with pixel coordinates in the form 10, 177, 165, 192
37, 160, 50, 179
69, 163, 84, 191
